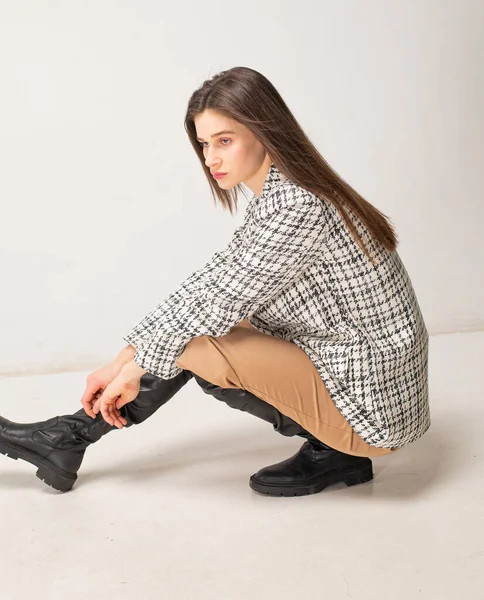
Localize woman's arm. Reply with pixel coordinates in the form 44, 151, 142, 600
122, 225, 245, 350
114, 343, 137, 366
125, 188, 328, 379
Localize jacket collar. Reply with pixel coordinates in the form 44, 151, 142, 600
252, 162, 288, 201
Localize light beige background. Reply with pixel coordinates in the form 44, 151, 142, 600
0, 0, 482, 376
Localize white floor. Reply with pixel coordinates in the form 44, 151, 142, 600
0, 331, 482, 600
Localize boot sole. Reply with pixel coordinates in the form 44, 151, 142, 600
249, 462, 374, 497
0, 439, 77, 493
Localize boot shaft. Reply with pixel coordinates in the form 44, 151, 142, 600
0, 369, 194, 489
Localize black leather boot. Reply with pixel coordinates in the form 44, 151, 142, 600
192, 374, 373, 497
0, 370, 193, 492
248, 440, 374, 497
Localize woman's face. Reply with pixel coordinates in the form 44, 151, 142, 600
194, 109, 272, 197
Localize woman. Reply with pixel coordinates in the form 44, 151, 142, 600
0, 66, 430, 497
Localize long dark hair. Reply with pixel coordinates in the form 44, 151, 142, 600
184, 66, 398, 264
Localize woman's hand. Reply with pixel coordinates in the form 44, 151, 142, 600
93, 359, 148, 429
80, 346, 136, 419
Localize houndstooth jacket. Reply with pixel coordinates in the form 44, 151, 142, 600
123, 163, 430, 448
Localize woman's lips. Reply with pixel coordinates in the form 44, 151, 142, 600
213, 173, 227, 179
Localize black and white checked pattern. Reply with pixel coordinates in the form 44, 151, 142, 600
123, 163, 430, 448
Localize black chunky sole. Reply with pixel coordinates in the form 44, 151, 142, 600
249, 462, 374, 497
0, 440, 77, 493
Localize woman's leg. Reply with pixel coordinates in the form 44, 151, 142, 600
0, 370, 193, 492
176, 319, 396, 458
175, 319, 398, 497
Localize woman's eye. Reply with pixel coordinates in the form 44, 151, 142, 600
199, 138, 231, 148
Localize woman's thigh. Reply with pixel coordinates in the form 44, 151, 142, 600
176, 319, 398, 458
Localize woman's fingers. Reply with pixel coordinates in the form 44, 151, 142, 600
82, 389, 99, 418
94, 376, 134, 429
109, 404, 127, 429
99, 400, 113, 426
92, 390, 105, 414
102, 396, 127, 429
80, 382, 95, 406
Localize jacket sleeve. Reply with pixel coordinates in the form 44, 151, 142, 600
123, 188, 328, 379
121, 224, 245, 350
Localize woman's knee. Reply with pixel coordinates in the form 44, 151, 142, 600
176, 335, 231, 383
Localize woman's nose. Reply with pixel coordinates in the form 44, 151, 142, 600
205, 146, 220, 165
